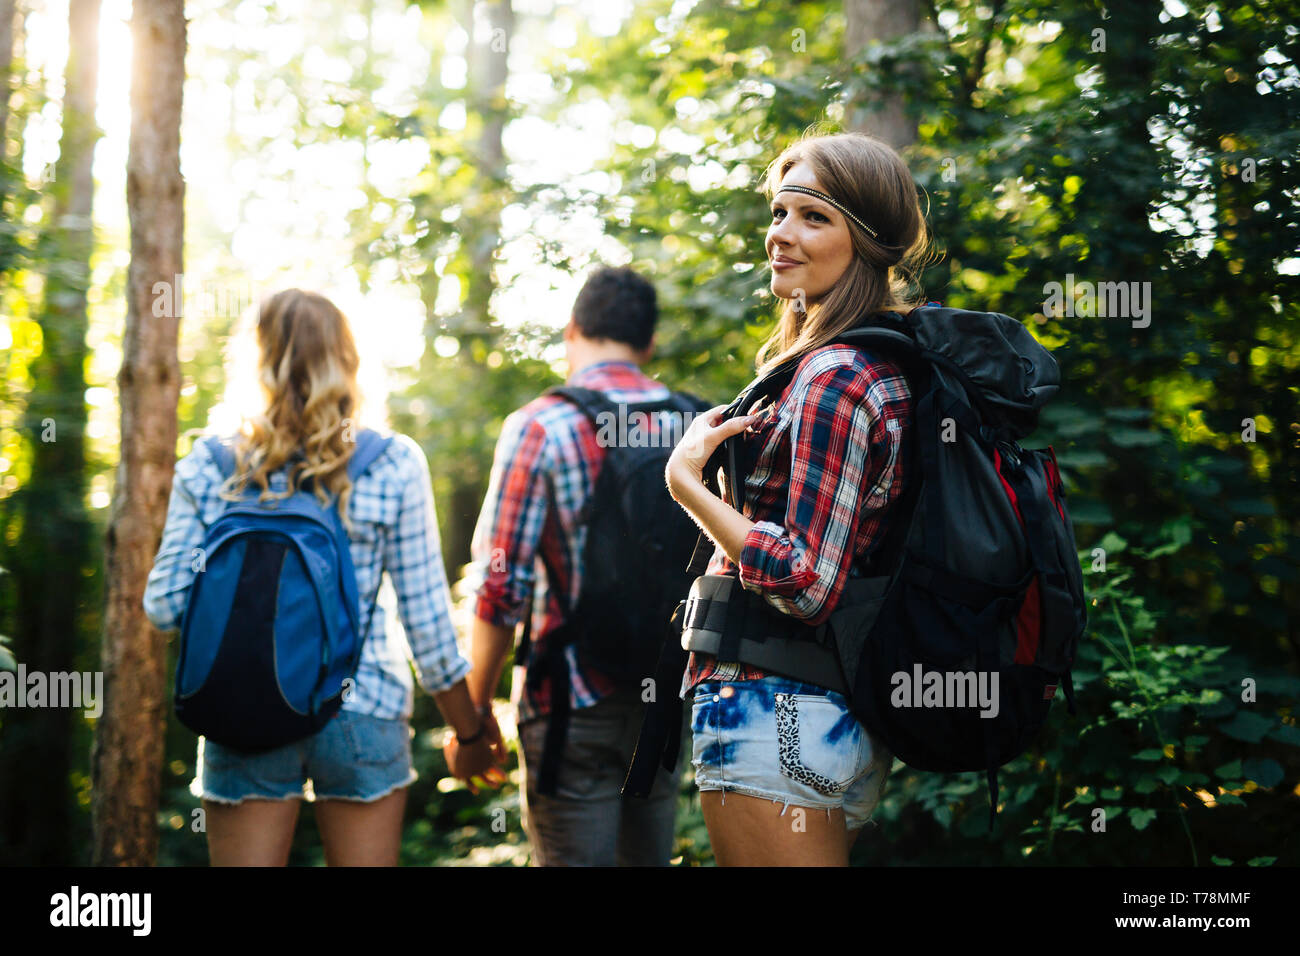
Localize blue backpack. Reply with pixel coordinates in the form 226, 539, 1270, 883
174, 430, 393, 752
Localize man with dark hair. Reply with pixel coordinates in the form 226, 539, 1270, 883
570, 265, 657, 349
459, 265, 700, 866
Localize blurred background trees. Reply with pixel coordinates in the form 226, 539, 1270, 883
0, 0, 1295, 865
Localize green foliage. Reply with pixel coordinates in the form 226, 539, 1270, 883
855, 526, 1297, 865
5, 0, 1299, 864
155, 0, 1298, 868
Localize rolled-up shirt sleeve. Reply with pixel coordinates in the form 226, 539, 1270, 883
469, 410, 550, 630
736, 358, 901, 626
143, 444, 216, 632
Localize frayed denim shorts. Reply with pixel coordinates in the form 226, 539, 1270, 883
194, 709, 416, 804
690, 676, 893, 829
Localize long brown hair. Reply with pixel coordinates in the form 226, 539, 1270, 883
220, 289, 362, 526
754, 131, 936, 375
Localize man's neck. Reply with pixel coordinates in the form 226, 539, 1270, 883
567, 345, 642, 379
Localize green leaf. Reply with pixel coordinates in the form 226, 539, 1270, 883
1109, 428, 1163, 447
1132, 748, 1165, 761
1214, 792, 1246, 807
1137, 518, 1194, 558
1133, 774, 1160, 794
1266, 723, 1300, 747
1129, 808, 1157, 830
1213, 759, 1243, 779
1066, 501, 1114, 525
1247, 857, 1277, 867
1053, 450, 1108, 469
1241, 757, 1284, 788
1218, 711, 1275, 742
0, 645, 15, 672
1196, 694, 1236, 719
1256, 675, 1300, 696
1212, 856, 1234, 866
1097, 531, 1128, 555
1154, 765, 1179, 785
1104, 408, 1153, 422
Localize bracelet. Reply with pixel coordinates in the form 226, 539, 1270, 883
455, 705, 493, 746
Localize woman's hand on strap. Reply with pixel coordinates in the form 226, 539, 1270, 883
666, 404, 760, 500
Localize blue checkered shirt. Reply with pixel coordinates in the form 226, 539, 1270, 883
143, 432, 471, 720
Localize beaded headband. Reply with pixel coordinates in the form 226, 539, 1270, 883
776, 184, 899, 248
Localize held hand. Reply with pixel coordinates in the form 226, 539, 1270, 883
666, 404, 760, 499
442, 737, 507, 795
442, 710, 508, 795
479, 707, 509, 765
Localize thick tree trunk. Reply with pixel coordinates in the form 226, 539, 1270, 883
91, 0, 185, 867
0, 0, 99, 867
844, 0, 920, 148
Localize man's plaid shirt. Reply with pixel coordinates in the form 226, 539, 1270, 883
467, 360, 677, 725
143, 433, 471, 720
684, 344, 915, 692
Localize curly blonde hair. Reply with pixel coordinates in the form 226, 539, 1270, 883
219, 289, 362, 526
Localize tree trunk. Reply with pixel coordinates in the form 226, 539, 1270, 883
456, 0, 512, 339
0, 0, 15, 150
438, 0, 512, 569
844, 0, 921, 148
0, 0, 18, 221
0, 0, 99, 867
91, 0, 185, 867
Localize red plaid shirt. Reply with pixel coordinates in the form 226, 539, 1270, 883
684, 343, 914, 690
470, 361, 678, 723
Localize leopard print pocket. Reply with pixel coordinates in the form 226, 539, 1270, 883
775, 693, 867, 796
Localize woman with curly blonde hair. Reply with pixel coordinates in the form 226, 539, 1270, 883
145, 289, 504, 866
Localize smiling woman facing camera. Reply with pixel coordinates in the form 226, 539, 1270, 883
665, 132, 933, 866
143, 289, 504, 866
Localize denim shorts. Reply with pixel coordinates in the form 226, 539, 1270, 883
690, 676, 893, 829
194, 709, 416, 804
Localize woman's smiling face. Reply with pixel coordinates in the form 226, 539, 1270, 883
766, 161, 855, 306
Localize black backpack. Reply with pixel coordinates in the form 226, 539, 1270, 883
522, 385, 714, 795
625, 307, 1087, 830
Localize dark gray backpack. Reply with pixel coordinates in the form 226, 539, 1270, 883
523, 386, 713, 796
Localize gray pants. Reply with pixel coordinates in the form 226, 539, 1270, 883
518, 685, 686, 866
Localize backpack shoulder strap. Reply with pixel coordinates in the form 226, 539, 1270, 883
544, 385, 617, 424
346, 429, 394, 482
197, 431, 393, 483
199, 434, 238, 479
832, 325, 920, 362
697, 315, 922, 568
